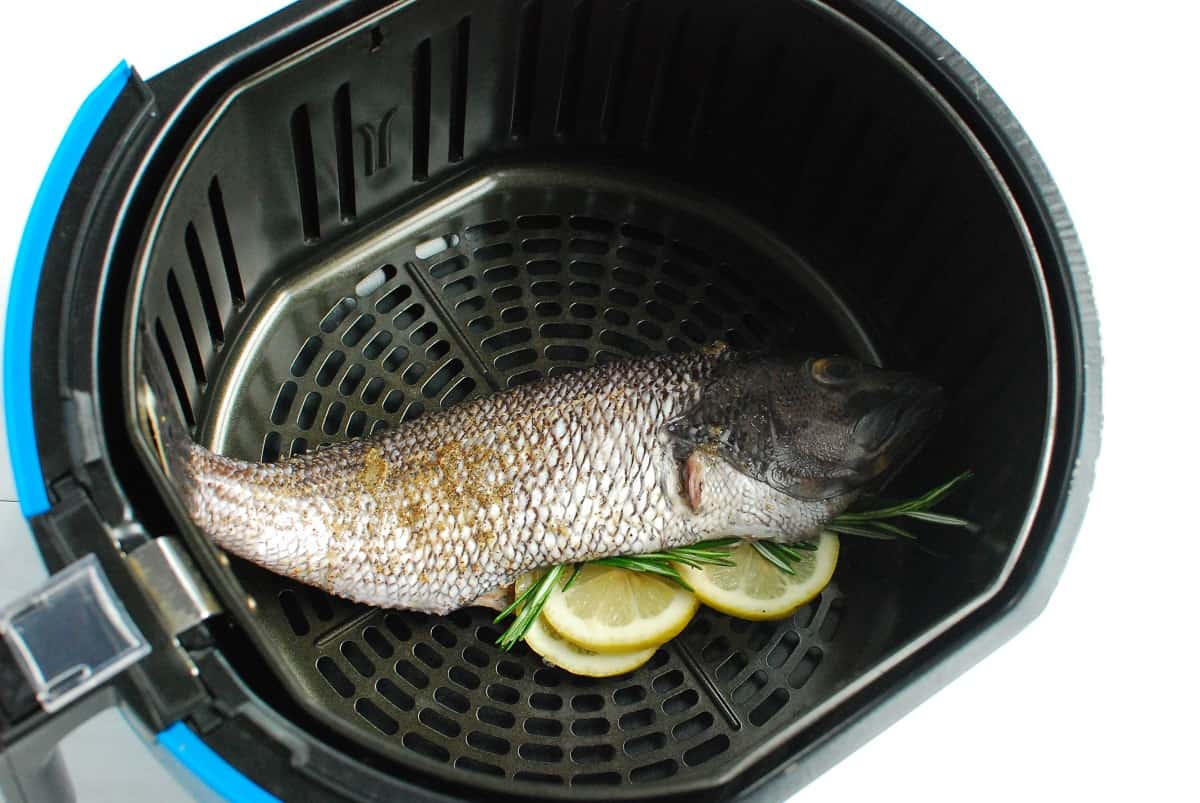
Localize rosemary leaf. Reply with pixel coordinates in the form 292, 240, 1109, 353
494, 564, 566, 651
693, 538, 742, 549
561, 563, 584, 592
751, 541, 797, 575
902, 510, 976, 528
826, 523, 900, 540
775, 541, 818, 557
867, 520, 920, 541
835, 470, 973, 523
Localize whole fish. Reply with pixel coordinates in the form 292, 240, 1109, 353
142, 347, 942, 614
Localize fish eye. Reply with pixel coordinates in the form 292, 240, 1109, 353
812, 356, 858, 385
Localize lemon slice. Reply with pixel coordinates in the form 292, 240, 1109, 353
513, 573, 658, 676
677, 534, 839, 620
538, 564, 699, 653
521, 614, 658, 677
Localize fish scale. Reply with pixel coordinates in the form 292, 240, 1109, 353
167, 349, 844, 613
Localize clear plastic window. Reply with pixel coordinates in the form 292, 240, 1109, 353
0, 555, 149, 713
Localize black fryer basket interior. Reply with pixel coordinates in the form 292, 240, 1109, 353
125, 0, 1053, 798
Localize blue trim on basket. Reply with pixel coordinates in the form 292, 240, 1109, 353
4, 61, 131, 517
158, 722, 282, 803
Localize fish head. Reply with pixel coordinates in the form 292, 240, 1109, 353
670, 353, 944, 502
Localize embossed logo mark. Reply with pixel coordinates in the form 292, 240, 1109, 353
359, 109, 397, 176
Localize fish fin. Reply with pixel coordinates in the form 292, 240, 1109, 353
468, 587, 512, 611
683, 452, 704, 512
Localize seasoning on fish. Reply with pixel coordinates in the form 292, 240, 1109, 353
141, 348, 942, 615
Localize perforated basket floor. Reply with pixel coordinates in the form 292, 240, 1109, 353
177, 165, 903, 795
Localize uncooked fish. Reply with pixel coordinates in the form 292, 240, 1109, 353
142, 347, 942, 614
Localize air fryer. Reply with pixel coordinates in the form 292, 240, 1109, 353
0, 1, 1100, 801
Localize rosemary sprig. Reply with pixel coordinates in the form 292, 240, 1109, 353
824, 470, 975, 543
493, 563, 569, 651
750, 541, 818, 575
836, 470, 974, 525
493, 473, 975, 649
593, 538, 740, 586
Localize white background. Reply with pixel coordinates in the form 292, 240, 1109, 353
0, 1, 1196, 801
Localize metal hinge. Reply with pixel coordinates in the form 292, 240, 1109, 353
126, 536, 222, 638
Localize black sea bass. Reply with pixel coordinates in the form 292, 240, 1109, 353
143, 347, 942, 614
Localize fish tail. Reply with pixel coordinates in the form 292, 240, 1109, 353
135, 349, 198, 489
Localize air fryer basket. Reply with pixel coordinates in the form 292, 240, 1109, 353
112, 0, 1082, 799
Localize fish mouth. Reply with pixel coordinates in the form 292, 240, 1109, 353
848, 377, 945, 485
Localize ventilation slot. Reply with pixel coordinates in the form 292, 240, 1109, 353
316, 657, 354, 698
346, 410, 367, 437
207, 178, 245, 306
682, 734, 729, 767
153, 321, 194, 427
468, 730, 510, 756
290, 104, 320, 242
556, 0, 592, 136
316, 352, 347, 387
602, 0, 642, 140
165, 270, 206, 386
306, 590, 334, 620
292, 337, 322, 377
788, 647, 823, 689
363, 627, 393, 658
277, 589, 309, 636
323, 401, 346, 435
378, 678, 414, 712
357, 699, 398, 735
270, 382, 298, 426
296, 392, 320, 430
526, 717, 561, 736
339, 364, 366, 396
748, 689, 789, 726
449, 17, 471, 161
404, 733, 449, 763
514, 770, 559, 785
688, 21, 740, 154
615, 709, 650, 733
645, 9, 690, 147
454, 757, 502, 778
819, 597, 844, 639
511, 0, 542, 138
573, 772, 620, 786
333, 83, 357, 222
260, 431, 282, 462
672, 711, 714, 741
412, 40, 432, 180
572, 718, 608, 737
321, 298, 358, 333
185, 223, 223, 345
630, 759, 676, 782
343, 315, 374, 347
